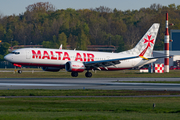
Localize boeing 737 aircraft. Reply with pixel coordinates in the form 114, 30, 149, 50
4, 23, 160, 77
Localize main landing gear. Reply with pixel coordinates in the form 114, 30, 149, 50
71, 72, 78, 77
85, 71, 92, 77
71, 71, 92, 78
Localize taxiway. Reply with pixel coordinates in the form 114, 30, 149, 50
0, 78, 180, 90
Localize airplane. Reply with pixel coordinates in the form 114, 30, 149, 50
4, 23, 160, 77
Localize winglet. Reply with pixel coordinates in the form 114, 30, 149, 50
59, 44, 62, 49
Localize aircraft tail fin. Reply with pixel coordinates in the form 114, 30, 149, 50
122, 23, 160, 57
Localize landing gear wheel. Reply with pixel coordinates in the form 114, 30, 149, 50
18, 70, 22, 74
71, 72, 78, 77
85, 72, 92, 78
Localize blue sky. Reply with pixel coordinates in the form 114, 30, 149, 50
0, 0, 180, 16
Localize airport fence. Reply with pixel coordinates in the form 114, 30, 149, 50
0, 61, 14, 68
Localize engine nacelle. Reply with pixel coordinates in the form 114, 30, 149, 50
65, 61, 85, 72
42, 67, 60, 72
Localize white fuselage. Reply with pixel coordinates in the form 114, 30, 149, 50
4, 48, 154, 70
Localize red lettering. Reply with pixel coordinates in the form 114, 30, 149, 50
83, 53, 86, 62
32, 50, 94, 62
75, 53, 83, 61
87, 53, 94, 61
55, 51, 63, 60
32, 50, 41, 59
62, 52, 71, 60
72, 65, 84, 67
42, 51, 50, 59
50, 51, 57, 60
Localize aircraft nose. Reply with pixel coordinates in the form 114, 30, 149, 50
4, 54, 11, 61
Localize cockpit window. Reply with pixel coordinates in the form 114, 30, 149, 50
11, 52, 20, 54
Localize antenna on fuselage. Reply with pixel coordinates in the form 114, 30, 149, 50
59, 44, 62, 49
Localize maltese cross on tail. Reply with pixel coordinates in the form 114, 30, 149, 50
139, 35, 154, 60
144, 35, 154, 48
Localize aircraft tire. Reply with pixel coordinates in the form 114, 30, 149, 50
18, 70, 22, 74
85, 72, 92, 78
71, 72, 78, 77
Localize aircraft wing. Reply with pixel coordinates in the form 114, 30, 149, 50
84, 56, 139, 70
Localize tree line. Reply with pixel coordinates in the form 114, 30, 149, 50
0, 2, 180, 60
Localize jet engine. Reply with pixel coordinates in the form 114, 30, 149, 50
65, 61, 85, 72
42, 67, 61, 72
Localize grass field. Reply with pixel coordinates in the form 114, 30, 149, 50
1, 68, 180, 78
1, 69, 180, 119
1, 89, 180, 96
0, 89, 180, 119
0, 97, 180, 120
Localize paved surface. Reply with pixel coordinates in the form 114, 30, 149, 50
0, 78, 180, 90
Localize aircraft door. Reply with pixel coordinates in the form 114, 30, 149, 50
26, 50, 31, 59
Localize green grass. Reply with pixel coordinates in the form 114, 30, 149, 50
0, 89, 180, 96
0, 97, 180, 120
1, 69, 180, 119
1, 68, 180, 78
0, 89, 180, 120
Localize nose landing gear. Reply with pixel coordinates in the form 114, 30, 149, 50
18, 70, 22, 74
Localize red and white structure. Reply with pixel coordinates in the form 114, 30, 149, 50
164, 12, 169, 72
154, 64, 164, 73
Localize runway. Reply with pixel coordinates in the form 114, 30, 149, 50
0, 78, 180, 90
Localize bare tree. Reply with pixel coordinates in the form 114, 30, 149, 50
150, 3, 162, 11
91, 6, 112, 13
26, 2, 56, 12
124, 26, 141, 49
0, 12, 3, 19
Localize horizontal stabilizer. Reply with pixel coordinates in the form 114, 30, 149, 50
141, 55, 174, 60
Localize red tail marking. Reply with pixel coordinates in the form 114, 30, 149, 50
144, 35, 154, 48
139, 46, 148, 57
